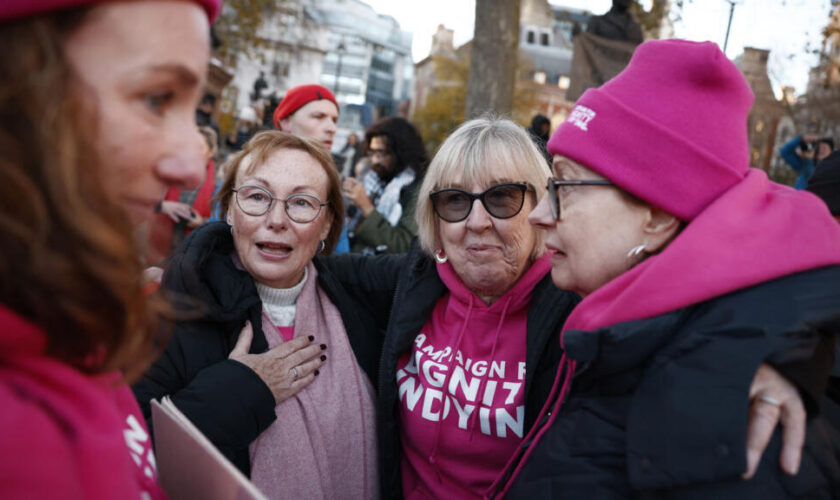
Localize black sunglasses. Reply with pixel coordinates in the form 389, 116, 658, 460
429, 182, 535, 223
546, 177, 612, 220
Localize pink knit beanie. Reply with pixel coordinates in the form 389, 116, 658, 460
0, 0, 221, 23
547, 39, 754, 221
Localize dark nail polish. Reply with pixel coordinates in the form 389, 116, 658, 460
320, 343, 327, 350
314, 369, 320, 376
320, 355, 327, 361
308, 335, 314, 342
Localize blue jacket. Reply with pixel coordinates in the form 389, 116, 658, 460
781, 135, 816, 189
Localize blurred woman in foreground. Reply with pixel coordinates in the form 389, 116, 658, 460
0, 0, 217, 497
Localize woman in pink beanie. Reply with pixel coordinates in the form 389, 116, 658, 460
0, 0, 218, 498
490, 39, 840, 498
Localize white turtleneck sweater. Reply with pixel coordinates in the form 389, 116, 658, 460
254, 267, 308, 327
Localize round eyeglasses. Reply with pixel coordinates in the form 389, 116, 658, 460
546, 177, 612, 220
233, 185, 327, 223
429, 182, 535, 223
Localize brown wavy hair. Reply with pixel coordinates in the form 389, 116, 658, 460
215, 131, 345, 253
0, 9, 156, 381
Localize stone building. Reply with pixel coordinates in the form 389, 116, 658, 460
313, 0, 413, 117
735, 48, 786, 174
225, 0, 330, 116
411, 0, 594, 128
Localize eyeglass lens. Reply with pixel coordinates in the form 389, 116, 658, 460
235, 186, 323, 223
432, 184, 527, 223
545, 178, 613, 220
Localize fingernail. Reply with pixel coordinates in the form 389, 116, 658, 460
320, 343, 327, 350
308, 335, 314, 342
314, 369, 320, 376
320, 355, 327, 361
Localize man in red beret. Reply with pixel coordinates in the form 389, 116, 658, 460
272, 84, 339, 149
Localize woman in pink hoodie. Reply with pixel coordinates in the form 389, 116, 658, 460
0, 0, 218, 497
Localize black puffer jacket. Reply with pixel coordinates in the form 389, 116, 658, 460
132, 222, 383, 476
495, 265, 840, 499
319, 240, 581, 499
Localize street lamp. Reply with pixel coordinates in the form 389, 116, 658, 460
335, 39, 347, 99
722, 0, 741, 53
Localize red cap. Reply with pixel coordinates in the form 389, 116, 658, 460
272, 84, 338, 129
0, 0, 221, 23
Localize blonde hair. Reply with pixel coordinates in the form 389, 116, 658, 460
415, 116, 552, 259
215, 131, 344, 253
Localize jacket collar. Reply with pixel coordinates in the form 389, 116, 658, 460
162, 221, 261, 324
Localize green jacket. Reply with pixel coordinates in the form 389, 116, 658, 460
350, 175, 421, 254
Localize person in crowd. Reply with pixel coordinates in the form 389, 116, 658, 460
133, 131, 381, 499
318, 116, 808, 499
340, 132, 365, 178
196, 93, 220, 139
147, 126, 219, 263
806, 151, 840, 432
226, 106, 260, 151
492, 39, 840, 499
0, 0, 216, 497
781, 132, 834, 189
808, 150, 840, 223
271, 84, 349, 253
272, 83, 339, 150
527, 113, 552, 165
342, 116, 427, 254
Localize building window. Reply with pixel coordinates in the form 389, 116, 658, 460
540, 33, 549, 46
527, 30, 535, 44
558, 75, 570, 89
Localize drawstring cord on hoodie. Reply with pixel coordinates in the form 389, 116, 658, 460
425, 294, 516, 484
427, 294, 475, 481
485, 332, 578, 500
467, 296, 513, 441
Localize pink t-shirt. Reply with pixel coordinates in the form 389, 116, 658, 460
397, 256, 551, 499
277, 325, 295, 342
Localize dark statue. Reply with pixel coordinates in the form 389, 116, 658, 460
586, 0, 643, 44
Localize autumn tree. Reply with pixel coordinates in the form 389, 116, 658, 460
213, 0, 284, 65
414, 47, 539, 155
413, 54, 470, 154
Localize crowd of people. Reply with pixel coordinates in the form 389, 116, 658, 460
3, 0, 840, 499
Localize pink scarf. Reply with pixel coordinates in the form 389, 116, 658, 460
248, 262, 379, 500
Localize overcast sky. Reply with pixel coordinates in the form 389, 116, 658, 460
363, 0, 834, 97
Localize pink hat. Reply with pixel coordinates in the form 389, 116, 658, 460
272, 84, 338, 128
547, 39, 754, 221
0, 0, 221, 23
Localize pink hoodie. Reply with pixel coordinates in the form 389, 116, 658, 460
0, 305, 165, 499
397, 255, 551, 499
